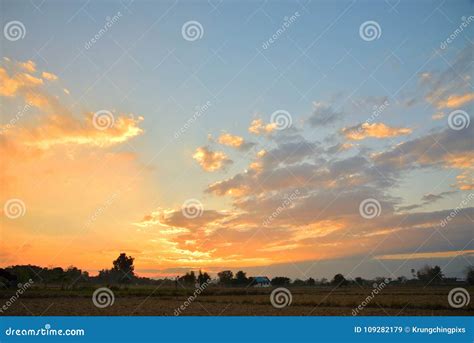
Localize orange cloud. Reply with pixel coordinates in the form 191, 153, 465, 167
218, 133, 244, 148
248, 118, 276, 135
376, 250, 474, 260
192, 146, 232, 172
343, 122, 412, 140
0, 67, 43, 97
436, 92, 474, 109
17, 60, 36, 73
443, 153, 474, 190
2, 113, 144, 149
41, 71, 58, 81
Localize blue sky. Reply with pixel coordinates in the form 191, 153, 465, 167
1, 0, 473, 279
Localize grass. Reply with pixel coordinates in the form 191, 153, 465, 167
1, 285, 472, 316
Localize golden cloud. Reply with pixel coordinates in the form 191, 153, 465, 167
436, 92, 474, 109
17, 60, 36, 73
0, 67, 43, 97
218, 133, 244, 148
41, 71, 58, 81
343, 122, 412, 140
248, 118, 276, 135
192, 146, 232, 172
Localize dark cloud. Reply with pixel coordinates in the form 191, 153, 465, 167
308, 102, 343, 127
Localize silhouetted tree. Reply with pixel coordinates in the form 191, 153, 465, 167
0, 269, 17, 288
416, 265, 444, 285
112, 253, 135, 283
331, 274, 347, 287
180, 271, 197, 286
465, 266, 474, 285
306, 277, 316, 286
217, 270, 233, 285
293, 279, 305, 286
65, 266, 82, 289
197, 270, 210, 285
397, 276, 407, 284
271, 277, 290, 286
235, 271, 248, 285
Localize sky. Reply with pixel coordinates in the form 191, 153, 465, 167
0, 0, 473, 280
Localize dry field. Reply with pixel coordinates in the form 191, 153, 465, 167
1, 286, 473, 316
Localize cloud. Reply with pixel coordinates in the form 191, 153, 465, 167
421, 191, 457, 204
308, 102, 343, 127
399, 190, 458, 212
41, 71, 58, 81
424, 46, 472, 109
248, 118, 277, 135
193, 146, 233, 172
135, 208, 229, 230
436, 92, 474, 109
217, 133, 255, 151
0, 62, 64, 113
375, 250, 474, 260
17, 60, 36, 73
2, 112, 144, 150
372, 121, 473, 190
342, 122, 412, 140
0, 66, 43, 97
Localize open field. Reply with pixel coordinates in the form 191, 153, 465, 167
1, 286, 472, 316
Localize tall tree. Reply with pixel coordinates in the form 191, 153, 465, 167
416, 265, 444, 285
197, 270, 210, 285
112, 253, 135, 283
331, 274, 347, 287
235, 271, 248, 285
217, 270, 233, 285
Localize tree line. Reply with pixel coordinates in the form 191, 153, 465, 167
1, 253, 473, 289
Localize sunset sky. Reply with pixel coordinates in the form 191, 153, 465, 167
1, 0, 473, 280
